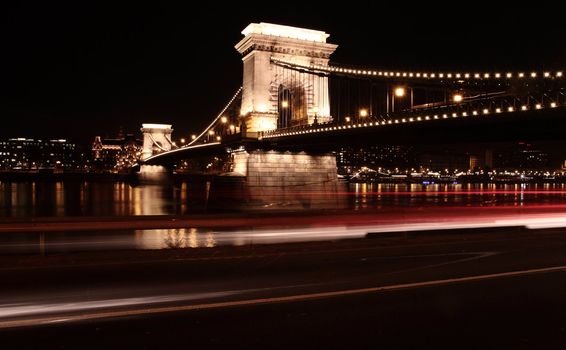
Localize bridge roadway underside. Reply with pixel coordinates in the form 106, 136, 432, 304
262, 108, 566, 151
145, 108, 566, 165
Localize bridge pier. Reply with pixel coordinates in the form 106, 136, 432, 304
221, 149, 342, 210
232, 150, 338, 188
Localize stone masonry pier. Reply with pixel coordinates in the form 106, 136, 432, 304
232, 150, 338, 188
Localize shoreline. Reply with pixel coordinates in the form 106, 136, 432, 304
1, 171, 565, 184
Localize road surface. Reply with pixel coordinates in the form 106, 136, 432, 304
2, 226, 566, 348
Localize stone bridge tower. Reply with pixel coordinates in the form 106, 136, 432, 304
235, 22, 338, 132
140, 123, 174, 160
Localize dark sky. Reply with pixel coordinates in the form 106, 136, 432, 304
2, 2, 565, 144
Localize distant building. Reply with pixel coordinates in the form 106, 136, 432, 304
337, 145, 414, 168
0, 138, 79, 171
515, 143, 548, 169
469, 155, 480, 171
494, 142, 548, 170
418, 152, 469, 172
92, 133, 142, 172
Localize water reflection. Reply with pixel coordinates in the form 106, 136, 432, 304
349, 182, 566, 209
0, 181, 177, 217
3, 180, 566, 218
0, 226, 369, 254
132, 226, 368, 250
135, 228, 216, 249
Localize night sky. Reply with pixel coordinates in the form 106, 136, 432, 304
3, 2, 565, 145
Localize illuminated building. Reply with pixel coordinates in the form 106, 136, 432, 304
92, 133, 142, 172
469, 155, 480, 171
0, 138, 79, 171
337, 145, 414, 173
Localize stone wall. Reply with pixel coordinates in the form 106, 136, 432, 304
227, 150, 342, 210
232, 150, 337, 187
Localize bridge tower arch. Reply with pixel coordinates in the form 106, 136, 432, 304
235, 22, 338, 133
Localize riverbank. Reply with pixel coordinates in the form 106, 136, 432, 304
1, 171, 566, 184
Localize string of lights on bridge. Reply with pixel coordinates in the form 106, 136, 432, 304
271, 57, 564, 81
260, 100, 564, 140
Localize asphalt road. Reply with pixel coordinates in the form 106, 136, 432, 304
3, 227, 566, 348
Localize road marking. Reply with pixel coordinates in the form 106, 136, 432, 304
0, 243, 492, 272
382, 251, 499, 276
2, 264, 566, 329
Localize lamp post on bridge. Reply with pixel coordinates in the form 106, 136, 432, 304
392, 87, 405, 113
359, 108, 368, 123
389, 86, 413, 114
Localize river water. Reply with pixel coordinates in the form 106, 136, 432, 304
2, 180, 566, 218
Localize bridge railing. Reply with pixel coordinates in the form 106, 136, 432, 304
260, 120, 338, 138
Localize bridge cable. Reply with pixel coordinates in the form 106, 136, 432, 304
187, 87, 243, 147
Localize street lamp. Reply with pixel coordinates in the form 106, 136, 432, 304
220, 116, 229, 135
391, 86, 406, 113
180, 138, 186, 144
191, 134, 196, 140
453, 94, 463, 103
358, 108, 368, 120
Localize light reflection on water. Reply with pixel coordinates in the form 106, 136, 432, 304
0, 228, 216, 254
132, 226, 370, 250
0, 226, 364, 253
2, 180, 566, 218
135, 228, 216, 249
349, 182, 566, 209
